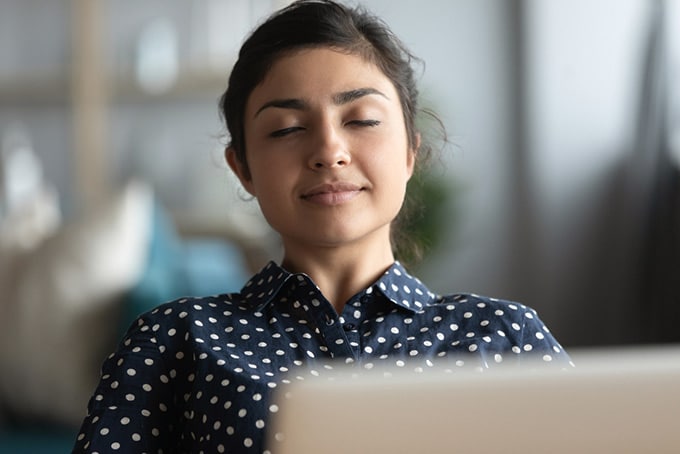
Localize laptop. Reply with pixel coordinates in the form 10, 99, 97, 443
268, 345, 680, 453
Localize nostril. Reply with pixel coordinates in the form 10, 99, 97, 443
310, 156, 349, 169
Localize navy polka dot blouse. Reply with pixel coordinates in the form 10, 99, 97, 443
73, 261, 571, 453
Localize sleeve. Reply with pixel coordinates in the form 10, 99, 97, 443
518, 306, 574, 368
72, 312, 181, 453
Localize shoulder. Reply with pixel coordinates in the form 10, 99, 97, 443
422, 293, 538, 335
122, 291, 256, 340
111, 292, 270, 376
425, 293, 570, 363
430, 292, 538, 322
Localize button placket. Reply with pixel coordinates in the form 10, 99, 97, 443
304, 296, 355, 361
339, 296, 369, 355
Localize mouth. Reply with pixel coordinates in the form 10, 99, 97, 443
300, 182, 365, 206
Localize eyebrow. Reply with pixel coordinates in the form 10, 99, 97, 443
332, 87, 387, 105
254, 87, 388, 118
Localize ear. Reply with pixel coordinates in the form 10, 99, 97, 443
226, 147, 256, 196
405, 132, 421, 180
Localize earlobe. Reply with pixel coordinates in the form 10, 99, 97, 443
225, 147, 256, 196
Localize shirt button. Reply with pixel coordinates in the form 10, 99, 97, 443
343, 323, 356, 331
325, 315, 334, 326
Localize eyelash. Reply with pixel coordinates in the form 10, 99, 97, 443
269, 120, 381, 138
269, 127, 304, 138
348, 119, 381, 128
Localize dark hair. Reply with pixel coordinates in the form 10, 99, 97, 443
219, 0, 443, 264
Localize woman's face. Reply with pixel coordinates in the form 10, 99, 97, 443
228, 47, 416, 257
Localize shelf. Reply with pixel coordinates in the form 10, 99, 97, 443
0, 73, 70, 105
111, 67, 232, 102
0, 68, 232, 106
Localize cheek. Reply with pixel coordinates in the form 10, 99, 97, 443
247, 154, 299, 198
367, 136, 413, 179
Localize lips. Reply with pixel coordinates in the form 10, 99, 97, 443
300, 182, 364, 206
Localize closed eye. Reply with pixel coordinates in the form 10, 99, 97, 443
347, 119, 381, 127
269, 126, 305, 138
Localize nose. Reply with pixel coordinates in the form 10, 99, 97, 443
307, 122, 351, 170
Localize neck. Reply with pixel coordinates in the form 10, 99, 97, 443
281, 240, 395, 313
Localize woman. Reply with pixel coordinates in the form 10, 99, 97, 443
73, 1, 571, 452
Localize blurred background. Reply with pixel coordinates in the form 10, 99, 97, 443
0, 0, 678, 451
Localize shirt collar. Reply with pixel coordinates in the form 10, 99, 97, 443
373, 261, 438, 312
241, 261, 438, 313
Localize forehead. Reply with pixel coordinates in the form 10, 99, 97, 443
245, 47, 398, 113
